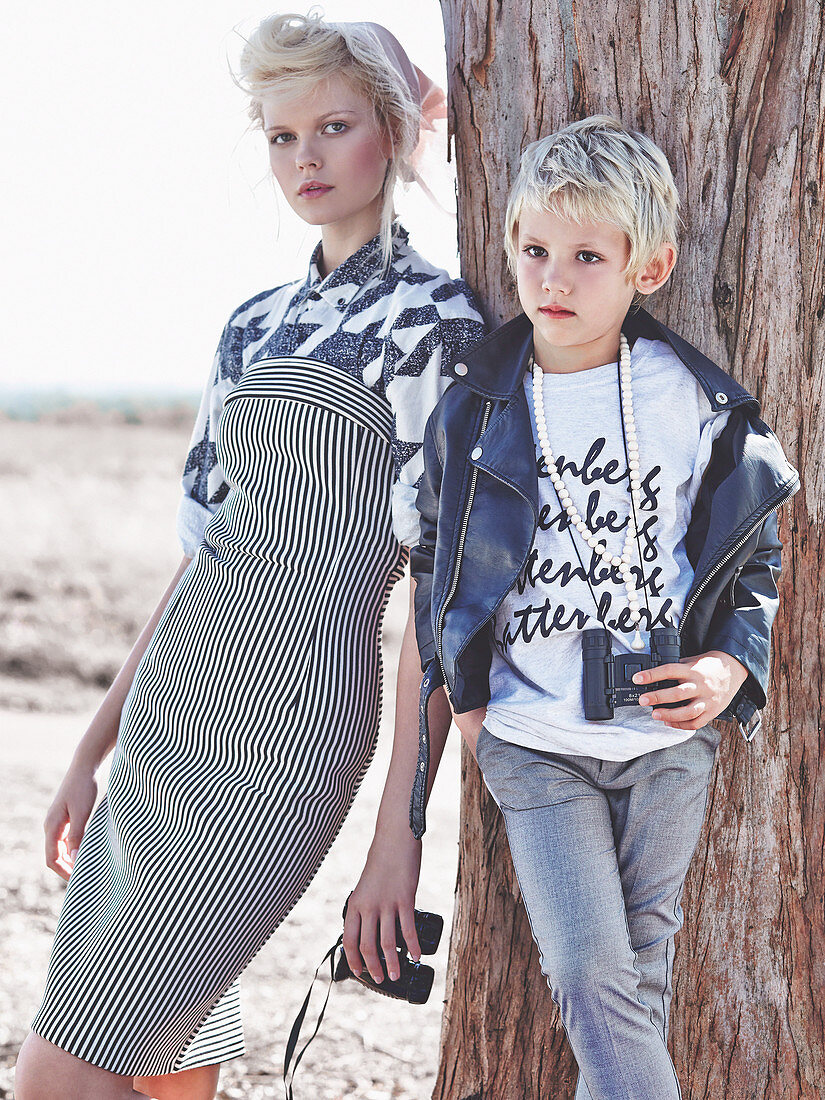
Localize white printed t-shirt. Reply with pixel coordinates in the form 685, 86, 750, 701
484, 336, 730, 761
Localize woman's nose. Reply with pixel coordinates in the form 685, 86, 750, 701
295, 139, 321, 171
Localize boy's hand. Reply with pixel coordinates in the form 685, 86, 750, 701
452, 706, 487, 760
633, 651, 749, 731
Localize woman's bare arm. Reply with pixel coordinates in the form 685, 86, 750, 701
343, 575, 452, 983
44, 553, 192, 879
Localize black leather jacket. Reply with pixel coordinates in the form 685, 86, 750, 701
409, 308, 799, 837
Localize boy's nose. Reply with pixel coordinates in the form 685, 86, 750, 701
541, 267, 571, 294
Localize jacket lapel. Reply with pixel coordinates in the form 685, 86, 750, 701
448, 313, 533, 396
473, 384, 540, 515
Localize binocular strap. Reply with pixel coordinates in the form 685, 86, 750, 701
283, 936, 342, 1099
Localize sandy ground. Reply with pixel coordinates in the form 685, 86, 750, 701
0, 415, 461, 1099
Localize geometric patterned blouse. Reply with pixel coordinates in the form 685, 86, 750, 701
178, 222, 486, 554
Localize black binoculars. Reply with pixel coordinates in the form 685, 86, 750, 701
333, 902, 443, 1004
582, 626, 681, 721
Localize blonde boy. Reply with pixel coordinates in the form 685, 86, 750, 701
396, 116, 797, 1098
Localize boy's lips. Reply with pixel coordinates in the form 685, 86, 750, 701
539, 305, 576, 318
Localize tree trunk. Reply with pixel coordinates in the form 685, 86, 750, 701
434, 2, 823, 1097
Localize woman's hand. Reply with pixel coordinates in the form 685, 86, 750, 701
39, 554, 193, 883
44, 761, 98, 881
633, 650, 749, 731
342, 830, 423, 984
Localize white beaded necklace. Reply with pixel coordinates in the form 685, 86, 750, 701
530, 332, 646, 651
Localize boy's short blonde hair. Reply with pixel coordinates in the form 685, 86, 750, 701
504, 116, 681, 284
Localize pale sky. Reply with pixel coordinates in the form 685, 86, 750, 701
1, 1, 459, 396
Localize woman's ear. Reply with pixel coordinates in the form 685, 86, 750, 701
635, 243, 678, 297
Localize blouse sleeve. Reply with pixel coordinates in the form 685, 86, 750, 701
384, 285, 486, 547
176, 318, 247, 557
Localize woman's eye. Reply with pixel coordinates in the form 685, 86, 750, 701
269, 132, 294, 146
578, 251, 601, 263
323, 121, 348, 134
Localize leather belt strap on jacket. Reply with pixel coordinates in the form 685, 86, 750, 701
410, 659, 444, 839
732, 694, 762, 741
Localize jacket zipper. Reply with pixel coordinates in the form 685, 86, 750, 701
434, 401, 493, 686
678, 478, 797, 641
725, 565, 743, 607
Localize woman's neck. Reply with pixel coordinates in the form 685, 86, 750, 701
317, 201, 384, 278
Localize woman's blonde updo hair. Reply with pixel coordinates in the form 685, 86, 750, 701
237, 13, 421, 269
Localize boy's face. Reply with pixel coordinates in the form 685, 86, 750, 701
516, 206, 650, 373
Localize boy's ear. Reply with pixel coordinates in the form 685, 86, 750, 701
634, 243, 678, 296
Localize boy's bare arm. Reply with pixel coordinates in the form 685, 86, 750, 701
451, 706, 487, 756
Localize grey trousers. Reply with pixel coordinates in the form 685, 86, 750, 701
476, 723, 720, 1100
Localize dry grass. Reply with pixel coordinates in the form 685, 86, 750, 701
1, 415, 187, 712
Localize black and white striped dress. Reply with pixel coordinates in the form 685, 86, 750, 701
30, 227, 485, 1075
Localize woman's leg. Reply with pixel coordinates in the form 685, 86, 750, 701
15, 1032, 152, 1099
477, 734, 681, 1100
16, 1033, 221, 1100
133, 1065, 220, 1100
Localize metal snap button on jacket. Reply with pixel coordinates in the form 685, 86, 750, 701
471, 446, 483, 460
716, 391, 729, 404
454, 362, 468, 376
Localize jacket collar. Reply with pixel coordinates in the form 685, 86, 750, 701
449, 307, 759, 414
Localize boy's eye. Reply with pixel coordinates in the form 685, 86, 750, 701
577, 250, 601, 263
322, 121, 348, 134
523, 245, 547, 258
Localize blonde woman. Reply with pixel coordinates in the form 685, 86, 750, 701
16, 14, 484, 1100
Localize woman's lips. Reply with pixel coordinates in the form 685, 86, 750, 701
539, 306, 576, 318
298, 182, 333, 199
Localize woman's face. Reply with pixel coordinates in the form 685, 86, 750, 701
262, 73, 392, 235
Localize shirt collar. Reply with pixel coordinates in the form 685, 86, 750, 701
301, 222, 409, 308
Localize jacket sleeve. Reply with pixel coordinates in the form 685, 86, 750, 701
704, 509, 782, 711
409, 412, 445, 671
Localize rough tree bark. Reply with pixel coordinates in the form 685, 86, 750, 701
434, 2, 823, 1098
